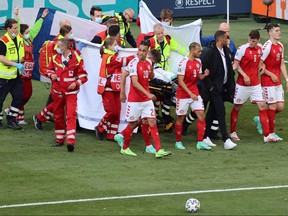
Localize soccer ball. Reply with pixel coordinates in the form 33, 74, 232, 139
185, 198, 200, 213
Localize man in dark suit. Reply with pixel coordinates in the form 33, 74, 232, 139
201, 30, 237, 150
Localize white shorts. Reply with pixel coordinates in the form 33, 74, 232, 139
233, 84, 265, 104
126, 100, 156, 122
262, 85, 284, 104
175, 96, 204, 116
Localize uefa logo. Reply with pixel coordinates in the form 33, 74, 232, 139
175, 0, 183, 7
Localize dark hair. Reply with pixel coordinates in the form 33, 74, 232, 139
4, 19, 18, 30
139, 40, 150, 48
100, 37, 116, 56
249, 30, 260, 39
189, 42, 200, 51
160, 9, 173, 20
149, 49, 161, 63
214, 30, 227, 41
20, 24, 29, 35
108, 25, 120, 37
59, 25, 72, 37
266, 23, 280, 33
90, 6, 102, 16
106, 18, 118, 27
58, 38, 70, 49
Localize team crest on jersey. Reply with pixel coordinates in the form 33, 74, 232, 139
178, 68, 181, 72
129, 69, 134, 74
279, 47, 282, 52
180, 110, 184, 114
68, 70, 74, 76
269, 97, 274, 102
258, 49, 261, 55
196, 63, 200, 68
236, 98, 241, 103
130, 116, 135, 120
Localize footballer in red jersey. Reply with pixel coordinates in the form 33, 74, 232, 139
230, 30, 275, 143
114, 41, 172, 158
174, 42, 210, 151
257, 24, 288, 141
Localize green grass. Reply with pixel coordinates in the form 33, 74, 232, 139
1, 16, 288, 215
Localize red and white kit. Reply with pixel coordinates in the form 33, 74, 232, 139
175, 57, 205, 142
125, 57, 155, 122
45, 49, 88, 145
233, 43, 264, 104
176, 57, 204, 115
261, 40, 284, 104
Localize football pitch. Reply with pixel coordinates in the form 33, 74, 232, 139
0, 16, 288, 215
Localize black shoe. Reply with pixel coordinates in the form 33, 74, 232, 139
7, 120, 22, 130
0, 122, 4, 129
94, 126, 104, 140
52, 142, 64, 147
33, 115, 43, 131
67, 144, 74, 152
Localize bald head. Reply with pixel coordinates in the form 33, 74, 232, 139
123, 8, 135, 22
219, 22, 230, 36
153, 23, 164, 42
59, 19, 71, 28
153, 23, 164, 32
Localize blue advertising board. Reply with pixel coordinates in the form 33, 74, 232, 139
144, 0, 251, 18
0, 0, 138, 27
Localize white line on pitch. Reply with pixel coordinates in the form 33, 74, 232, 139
0, 185, 288, 209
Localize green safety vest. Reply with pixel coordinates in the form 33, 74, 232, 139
0, 32, 24, 79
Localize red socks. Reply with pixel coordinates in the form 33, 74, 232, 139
230, 107, 239, 133
141, 123, 151, 146
122, 125, 134, 150
175, 122, 182, 142
259, 109, 269, 137
196, 120, 206, 141
150, 126, 161, 151
267, 109, 276, 134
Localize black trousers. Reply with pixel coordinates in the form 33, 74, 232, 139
0, 76, 23, 121
205, 88, 229, 142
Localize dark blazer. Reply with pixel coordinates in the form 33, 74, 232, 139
200, 41, 235, 102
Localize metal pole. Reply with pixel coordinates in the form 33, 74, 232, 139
227, 0, 230, 24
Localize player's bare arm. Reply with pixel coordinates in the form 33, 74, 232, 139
234, 60, 250, 85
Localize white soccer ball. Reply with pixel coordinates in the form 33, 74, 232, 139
185, 198, 200, 213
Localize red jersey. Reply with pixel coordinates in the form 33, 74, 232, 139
176, 57, 202, 99
234, 43, 262, 86
126, 57, 153, 102
261, 40, 284, 86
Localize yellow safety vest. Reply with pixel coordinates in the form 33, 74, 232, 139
0, 33, 24, 79
115, 13, 129, 47
149, 35, 188, 71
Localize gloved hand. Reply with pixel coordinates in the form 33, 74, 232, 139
14, 63, 24, 75
77, 42, 87, 51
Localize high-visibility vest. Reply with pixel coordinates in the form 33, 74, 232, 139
98, 49, 121, 94
149, 34, 188, 71
115, 13, 129, 47
0, 33, 24, 79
